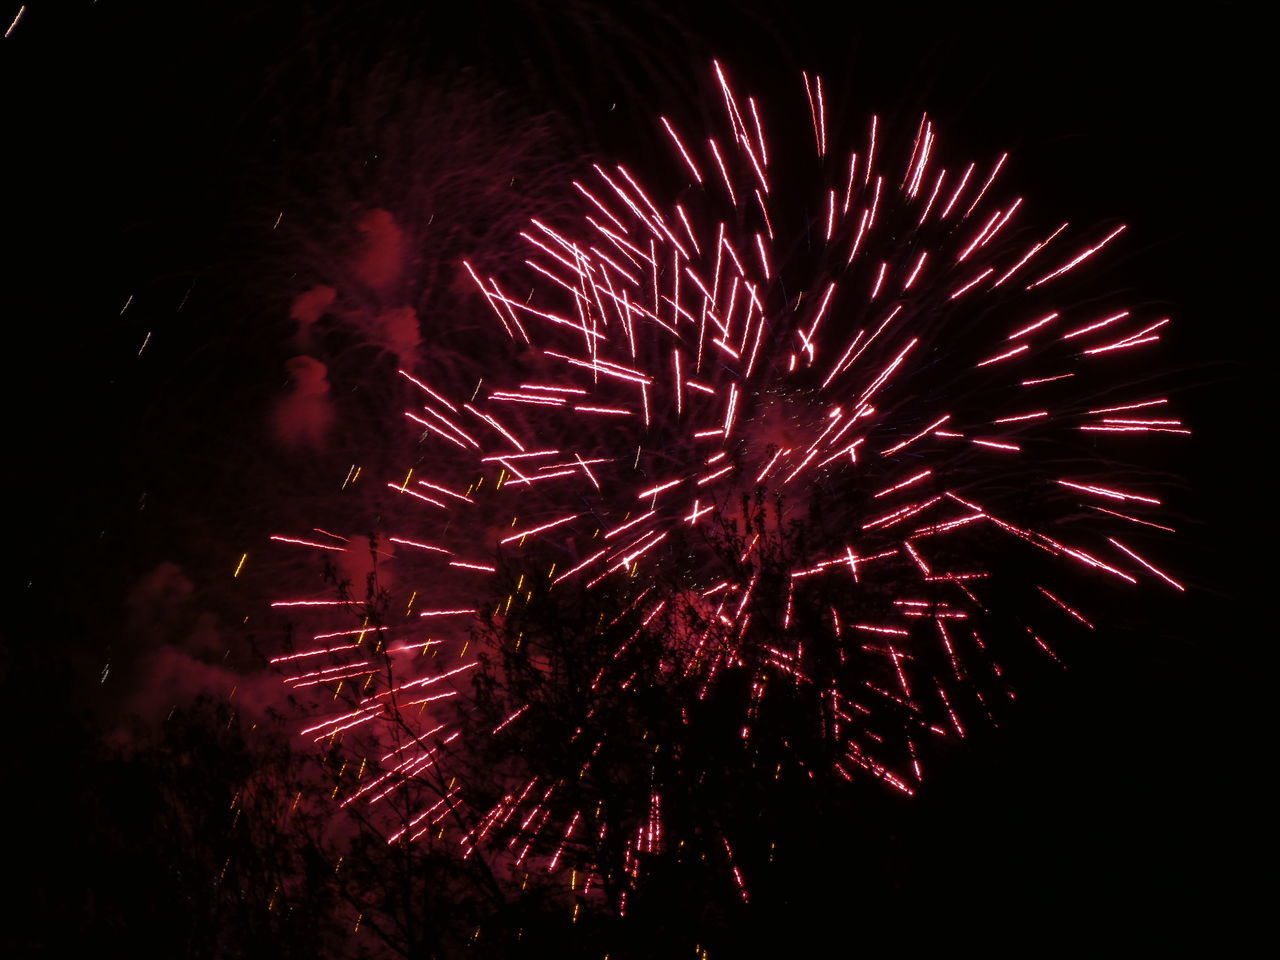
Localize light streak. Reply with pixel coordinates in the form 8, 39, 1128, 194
266, 62, 1187, 909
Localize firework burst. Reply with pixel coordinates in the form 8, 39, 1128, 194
269, 61, 1186, 908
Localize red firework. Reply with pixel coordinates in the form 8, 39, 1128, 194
269, 61, 1186, 907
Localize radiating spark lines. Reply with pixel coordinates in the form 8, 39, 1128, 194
268, 61, 1186, 911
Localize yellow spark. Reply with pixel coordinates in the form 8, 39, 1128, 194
400, 468, 414, 491
233, 553, 247, 577
406, 590, 418, 614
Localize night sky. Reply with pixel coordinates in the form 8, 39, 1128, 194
4, 1, 1255, 954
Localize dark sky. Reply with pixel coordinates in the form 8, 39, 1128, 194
4, 0, 1255, 945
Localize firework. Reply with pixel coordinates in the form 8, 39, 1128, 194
270, 61, 1186, 908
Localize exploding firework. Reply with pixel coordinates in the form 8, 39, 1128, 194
269, 61, 1186, 909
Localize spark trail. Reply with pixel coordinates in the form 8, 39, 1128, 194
270, 62, 1186, 909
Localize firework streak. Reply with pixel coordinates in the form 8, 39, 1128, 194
270, 63, 1186, 907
